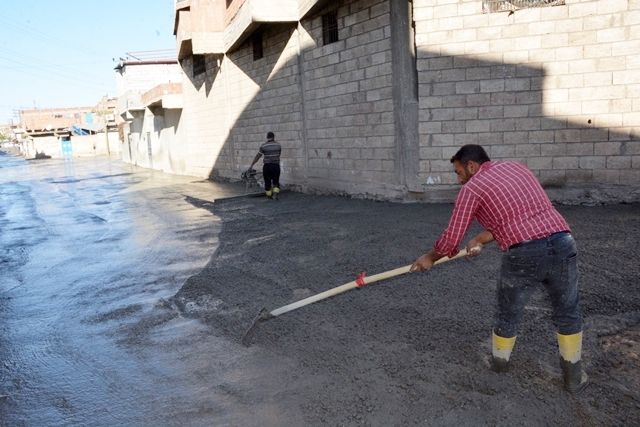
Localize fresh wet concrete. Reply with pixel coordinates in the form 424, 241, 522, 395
175, 185, 640, 425
1, 151, 639, 425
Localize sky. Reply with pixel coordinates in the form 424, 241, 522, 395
0, 0, 177, 124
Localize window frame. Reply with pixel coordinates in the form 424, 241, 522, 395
322, 11, 339, 46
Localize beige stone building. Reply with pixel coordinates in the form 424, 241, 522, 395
124, 0, 640, 202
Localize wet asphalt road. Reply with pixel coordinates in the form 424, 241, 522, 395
0, 152, 256, 426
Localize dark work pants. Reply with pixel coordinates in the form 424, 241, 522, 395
263, 163, 280, 191
494, 232, 583, 338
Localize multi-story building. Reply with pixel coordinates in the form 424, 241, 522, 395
114, 52, 184, 170
140, 0, 639, 202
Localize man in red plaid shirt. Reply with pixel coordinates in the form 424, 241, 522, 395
411, 144, 587, 393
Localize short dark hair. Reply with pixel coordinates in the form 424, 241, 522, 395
267, 131, 274, 140
450, 144, 490, 164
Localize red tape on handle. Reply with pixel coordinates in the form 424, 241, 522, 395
355, 272, 367, 288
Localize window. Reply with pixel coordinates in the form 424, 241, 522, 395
322, 11, 339, 45
252, 32, 263, 60
193, 55, 206, 76
483, 0, 565, 13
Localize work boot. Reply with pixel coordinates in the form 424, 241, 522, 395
491, 332, 516, 373
557, 331, 588, 393
491, 356, 510, 373
560, 359, 588, 394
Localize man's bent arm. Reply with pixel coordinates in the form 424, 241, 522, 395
250, 152, 262, 168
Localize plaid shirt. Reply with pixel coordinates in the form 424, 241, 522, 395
434, 161, 570, 256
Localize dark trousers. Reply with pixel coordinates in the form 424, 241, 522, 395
495, 232, 583, 338
263, 163, 280, 191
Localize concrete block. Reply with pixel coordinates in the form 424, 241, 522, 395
466, 67, 492, 80
583, 14, 615, 30
529, 130, 555, 144
612, 40, 640, 57
552, 156, 578, 170
527, 156, 553, 170
443, 120, 466, 133
613, 70, 640, 85
569, 31, 598, 46
541, 143, 568, 156
515, 118, 541, 131
619, 168, 640, 183
478, 106, 504, 119
542, 34, 570, 49
569, 2, 598, 18
490, 92, 517, 105
504, 105, 529, 118
442, 95, 467, 108
429, 108, 454, 121
515, 91, 541, 104
580, 156, 606, 169
539, 169, 567, 187
623, 112, 640, 126
597, 0, 628, 14
566, 142, 594, 156
466, 120, 491, 133
467, 94, 492, 106
582, 71, 613, 87
606, 156, 631, 169
454, 133, 478, 145
490, 118, 516, 132
420, 146, 443, 159
454, 107, 478, 120
433, 4, 459, 19
501, 131, 528, 144
480, 79, 505, 93
432, 134, 454, 146
597, 27, 627, 43
456, 81, 480, 94
583, 43, 612, 58
516, 143, 541, 157
491, 144, 515, 158
566, 168, 594, 182
593, 169, 620, 184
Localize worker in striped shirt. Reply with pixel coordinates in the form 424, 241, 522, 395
411, 144, 587, 393
250, 131, 282, 199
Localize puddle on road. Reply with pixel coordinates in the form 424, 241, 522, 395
0, 154, 291, 425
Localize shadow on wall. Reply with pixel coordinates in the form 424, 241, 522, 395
189, 9, 637, 201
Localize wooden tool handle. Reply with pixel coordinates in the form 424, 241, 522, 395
269, 248, 469, 318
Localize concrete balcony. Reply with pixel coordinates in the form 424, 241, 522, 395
142, 83, 183, 110
116, 91, 145, 120
224, 0, 299, 51
175, 1, 225, 59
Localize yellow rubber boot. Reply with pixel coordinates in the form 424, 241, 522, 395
272, 187, 280, 199
492, 332, 516, 373
558, 332, 588, 393
265, 190, 272, 198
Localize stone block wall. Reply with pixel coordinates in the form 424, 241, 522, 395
299, 0, 398, 196
413, 0, 640, 189
224, 23, 304, 181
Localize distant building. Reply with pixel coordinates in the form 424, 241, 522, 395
19, 106, 95, 137
17, 97, 120, 159
113, 52, 183, 170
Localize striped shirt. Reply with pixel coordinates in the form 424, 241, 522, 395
434, 161, 570, 256
259, 140, 281, 164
